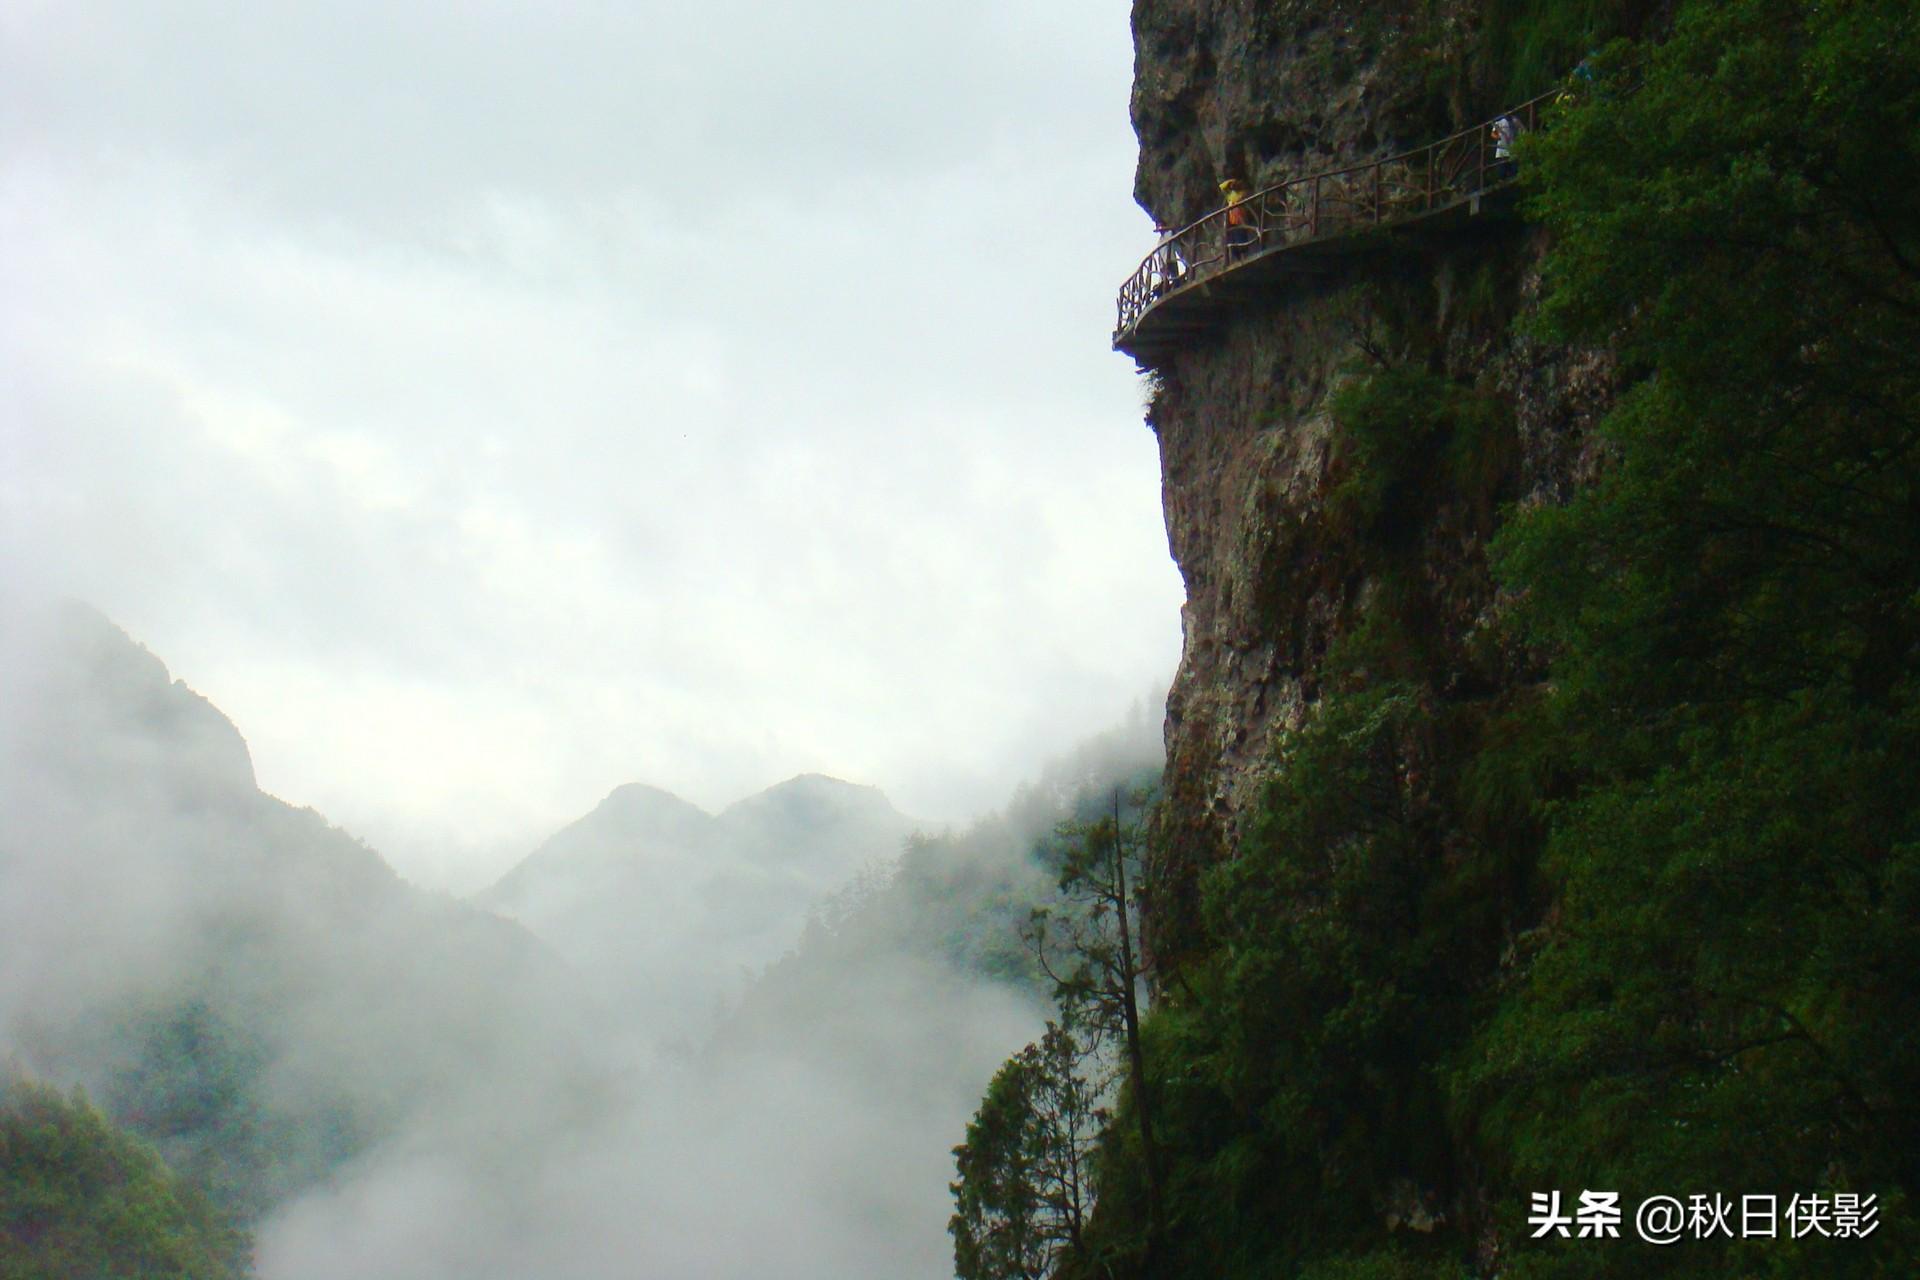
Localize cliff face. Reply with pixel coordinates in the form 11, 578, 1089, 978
1132, 1, 1460, 226
1128, 0, 1617, 964
1057, 7, 1915, 1272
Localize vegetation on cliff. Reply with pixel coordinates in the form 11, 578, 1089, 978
958, 0, 1919, 1274
1, 1074, 251, 1278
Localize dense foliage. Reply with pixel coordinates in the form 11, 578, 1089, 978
1473, 0, 1662, 101
720, 721, 1163, 1076
954, 794, 1162, 1278
952, 1021, 1104, 1280
93, 998, 369, 1226
964, 1, 1920, 1275
1474, 1, 1920, 1270
0, 1074, 250, 1279
743, 723, 1165, 1010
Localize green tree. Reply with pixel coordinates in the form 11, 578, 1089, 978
1124, 685, 1477, 1278
1028, 789, 1164, 1250
1468, 0, 1920, 1269
1059, 4, 1920, 1276
950, 1020, 1106, 1280
0, 1072, 251, 1279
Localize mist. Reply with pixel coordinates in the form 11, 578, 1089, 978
0, 3, 1181, 1267
0, 0, 1182, 885
259, 958, 1042, 1279
0, 595, 1163, 1276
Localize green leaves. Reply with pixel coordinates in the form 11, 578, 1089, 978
1072, 4, 1920, 1276
1476, 1, 1920, 1269
1326, 367, 1513, 554
951, 1021, 1105, 1280
0, 1074, 251, 1279
1003, 5, 1920, 1277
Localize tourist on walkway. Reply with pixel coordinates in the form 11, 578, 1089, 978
1219, 177, 1254, 257
1491, 114, 1523, 182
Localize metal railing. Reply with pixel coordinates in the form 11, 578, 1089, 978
1114, 93, 1554, 346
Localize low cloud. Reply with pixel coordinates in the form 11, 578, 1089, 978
0, 0, 1181, 888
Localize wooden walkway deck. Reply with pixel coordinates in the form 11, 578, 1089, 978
1114, 94, 1552, 367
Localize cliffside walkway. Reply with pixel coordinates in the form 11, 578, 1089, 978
1114, 93, 1553, 366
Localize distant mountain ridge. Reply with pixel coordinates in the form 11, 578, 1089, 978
484, 773, 907, 897
484, 782, 715, 900
476, 771, 923, 1043
19, 598, 260, 805
0, 600, 596, 1224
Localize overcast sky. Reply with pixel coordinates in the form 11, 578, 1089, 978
0, 0, 1181, 890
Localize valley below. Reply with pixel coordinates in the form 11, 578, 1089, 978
0, 600, 1160, 1278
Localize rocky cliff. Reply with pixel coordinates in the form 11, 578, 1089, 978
1128, 0, 1630, 965
968, 7, 1916, 1274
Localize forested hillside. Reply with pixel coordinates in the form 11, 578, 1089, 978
953, 1, 1920, 1276
0, 603, 599, 1248
0, 596, 1164, 1278
0, 1075, 249, 1280
724, 711, 1164, 1050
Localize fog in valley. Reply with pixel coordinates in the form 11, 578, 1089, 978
0, 0, 1180, 889
0, 3, 1183, 1273
0, 596, 1164, 1276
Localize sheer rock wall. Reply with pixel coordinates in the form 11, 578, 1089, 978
1127, 0, 1617, 965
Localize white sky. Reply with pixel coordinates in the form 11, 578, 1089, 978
0, 0, 1181, 891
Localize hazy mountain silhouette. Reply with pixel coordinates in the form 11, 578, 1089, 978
0, 597, 1163, 1279
477, 768, 921, 1044
0, 600, 597, 1221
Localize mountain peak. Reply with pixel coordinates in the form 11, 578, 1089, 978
719, 773, 900, 824
595, 782, 713, 824
2, 599, 257, 801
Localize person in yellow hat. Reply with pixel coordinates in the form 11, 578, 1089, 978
1219, 177, 1254, 257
